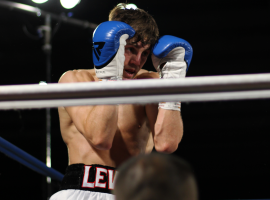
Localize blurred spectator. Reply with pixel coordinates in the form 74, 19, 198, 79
114, 153, 198, 200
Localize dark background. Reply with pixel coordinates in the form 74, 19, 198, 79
0, 0, 269, 199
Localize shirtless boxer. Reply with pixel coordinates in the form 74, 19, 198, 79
50, 3, 192, 200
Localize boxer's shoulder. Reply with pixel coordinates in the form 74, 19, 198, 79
59, 69, 97, 83
135, 69, 159, 79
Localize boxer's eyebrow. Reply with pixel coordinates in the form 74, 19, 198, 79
126, 40, 138, 46
126, 40, 149, 49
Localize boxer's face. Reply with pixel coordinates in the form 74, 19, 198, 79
123, 40, 151, 79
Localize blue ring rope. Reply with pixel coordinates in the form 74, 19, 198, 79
0, 137, 64, 181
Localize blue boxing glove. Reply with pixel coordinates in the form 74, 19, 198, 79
92, 21, 135, 80
151, 35, 193, 79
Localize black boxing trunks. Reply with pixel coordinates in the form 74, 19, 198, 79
49, 164, 117, 200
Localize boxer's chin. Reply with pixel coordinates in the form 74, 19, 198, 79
123, 70, 136, 79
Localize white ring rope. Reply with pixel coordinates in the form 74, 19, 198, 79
1, 73, 270, 110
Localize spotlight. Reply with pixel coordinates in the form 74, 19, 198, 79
60, 0, 80, 9
32, 0, 48, 4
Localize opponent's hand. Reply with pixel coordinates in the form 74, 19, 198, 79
151, 35, 193, 79
92, 21, 135, 80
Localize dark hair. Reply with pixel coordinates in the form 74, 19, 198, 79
109, 3, 159, 48
114, 153, 198, 200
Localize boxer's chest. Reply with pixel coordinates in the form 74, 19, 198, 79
117, 104, 148, 132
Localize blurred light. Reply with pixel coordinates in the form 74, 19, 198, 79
67, 12, 73, 17
47, 177, 51, 183
46, 154, 51, 167
118, 3, 137, 10
39, 81, 47, 85
32, 0, 48, 4
126, 4, 137, 9
16, 4, 41, 13
60, 0, 80, 9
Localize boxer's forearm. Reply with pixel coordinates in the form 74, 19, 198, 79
150, 35, 192, 153
83, 105, 118, 150
154, 109, 183, 153
65, 104, 118, 151
80, 21, 134, 150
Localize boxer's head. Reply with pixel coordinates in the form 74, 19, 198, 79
109, 3, 159, 49
109, 3, 159, 79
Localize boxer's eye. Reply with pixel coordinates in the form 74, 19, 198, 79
126, 47, 136, 54
142, 50, 150, 57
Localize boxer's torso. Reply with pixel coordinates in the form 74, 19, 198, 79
58, 69, 158, 167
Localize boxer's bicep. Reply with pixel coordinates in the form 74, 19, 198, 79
58, 70, 96, 135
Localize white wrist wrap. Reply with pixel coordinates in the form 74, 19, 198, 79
159, 102, 181, 111
95, 34, 129, 81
